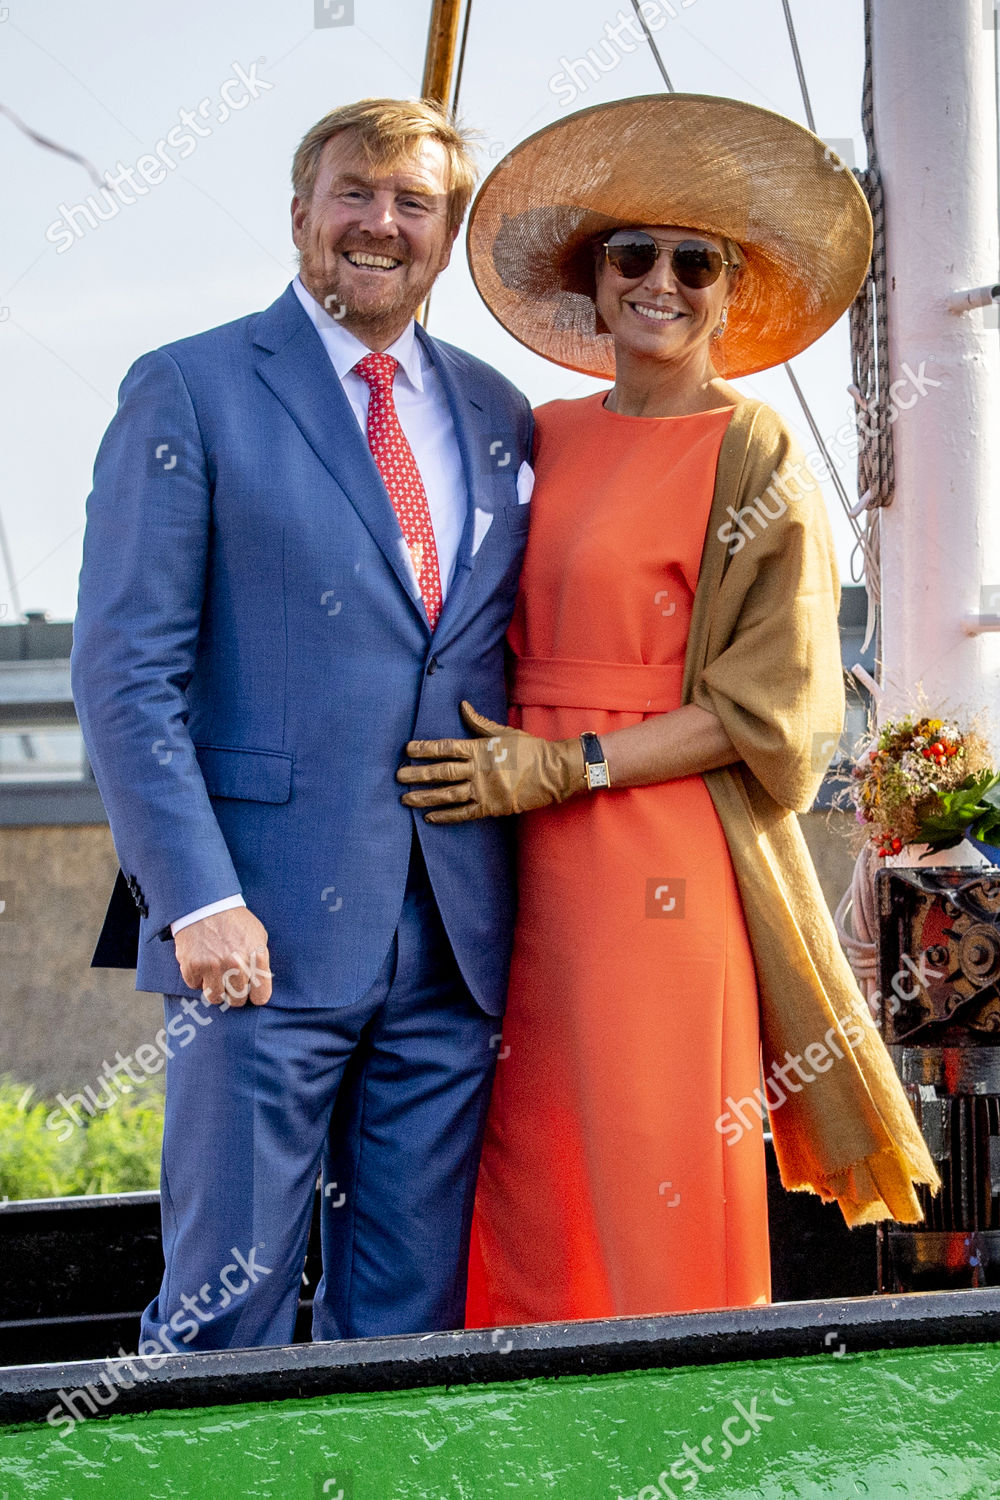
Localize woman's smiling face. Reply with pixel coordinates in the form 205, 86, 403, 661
594, 225, 733, 370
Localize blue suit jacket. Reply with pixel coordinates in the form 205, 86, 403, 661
71, 282, 533, 1015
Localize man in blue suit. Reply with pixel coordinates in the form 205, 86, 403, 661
71, 98, 533, 1351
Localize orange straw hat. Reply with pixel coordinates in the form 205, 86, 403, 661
466, 93, 873, 380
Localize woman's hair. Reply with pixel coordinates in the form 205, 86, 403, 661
291, 98, 480, 233
720, 236, 746, 283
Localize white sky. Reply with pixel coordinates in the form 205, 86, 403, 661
1, 0, 876, 619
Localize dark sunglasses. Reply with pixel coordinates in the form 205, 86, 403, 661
602, 231, 737, 288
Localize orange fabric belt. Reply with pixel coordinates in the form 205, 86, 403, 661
510, 656, 685, 714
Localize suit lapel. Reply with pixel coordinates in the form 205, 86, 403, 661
252, 284, 428, 625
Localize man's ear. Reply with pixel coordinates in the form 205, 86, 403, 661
437, 221, 461, 271
290, 195, 306, 248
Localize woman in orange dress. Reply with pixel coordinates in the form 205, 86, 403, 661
467, 396, 768, 1320
398, 95, 939, 1324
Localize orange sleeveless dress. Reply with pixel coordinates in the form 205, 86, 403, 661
465, 393, 771, 1325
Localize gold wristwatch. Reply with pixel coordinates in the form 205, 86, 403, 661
580, 731, 611, 791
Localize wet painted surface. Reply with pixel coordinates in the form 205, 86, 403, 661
2, 1342, 999, 1499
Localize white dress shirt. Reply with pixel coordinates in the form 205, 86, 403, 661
293, 274, 467, 597
171, 277, 469, 938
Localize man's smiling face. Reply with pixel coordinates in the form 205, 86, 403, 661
291, 130, 459, 349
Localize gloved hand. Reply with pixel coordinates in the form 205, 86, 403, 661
397, 701, 587, 823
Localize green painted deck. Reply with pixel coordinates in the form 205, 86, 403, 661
2, 1341, 999, 1499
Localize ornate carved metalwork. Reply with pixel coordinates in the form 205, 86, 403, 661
876, 868, 1000, 1287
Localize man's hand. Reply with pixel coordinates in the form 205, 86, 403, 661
397, 701, 586, 822
173, 907, 272, 1007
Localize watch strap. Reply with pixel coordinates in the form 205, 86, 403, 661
580, 731, 611, 791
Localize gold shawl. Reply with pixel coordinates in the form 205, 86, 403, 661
684, 397, 940, 1226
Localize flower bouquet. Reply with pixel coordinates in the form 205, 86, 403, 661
849, 714, 1000, 859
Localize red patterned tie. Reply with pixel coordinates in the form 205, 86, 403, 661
354, 351, 442, 629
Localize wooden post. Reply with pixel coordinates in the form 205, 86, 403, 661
417, 0, 465, 327
421, 0, 463, 106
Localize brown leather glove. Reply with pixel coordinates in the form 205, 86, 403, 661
397, 701, 588, 822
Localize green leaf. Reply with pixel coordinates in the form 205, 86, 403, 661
919, 834, 965, 856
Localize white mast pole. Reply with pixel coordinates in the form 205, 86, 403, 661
871, 0, 1000, 723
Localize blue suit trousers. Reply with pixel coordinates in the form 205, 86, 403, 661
139, 840, 498, 1352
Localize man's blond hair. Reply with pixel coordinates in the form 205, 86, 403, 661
292, 98, 479, 233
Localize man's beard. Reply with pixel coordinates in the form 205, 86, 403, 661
297, 234, 438, 342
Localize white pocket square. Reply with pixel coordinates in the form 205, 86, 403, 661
516, 460, 535, 505
471, 507, 494, 557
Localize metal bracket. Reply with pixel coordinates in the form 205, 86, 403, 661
948, 283, 1000, 313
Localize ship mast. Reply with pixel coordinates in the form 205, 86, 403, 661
421, 0, 465, 105
417, 0, 468, 329
871, 0, 1000, 721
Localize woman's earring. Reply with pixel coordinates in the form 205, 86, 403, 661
711, 306, 729, 340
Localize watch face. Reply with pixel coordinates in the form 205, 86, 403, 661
587, 763, 610, 790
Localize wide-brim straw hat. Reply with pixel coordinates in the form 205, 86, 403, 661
466, 93, 874, 380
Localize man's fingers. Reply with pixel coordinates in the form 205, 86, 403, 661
401, 781, 475, 809
404, 738, 473, 762
174, 909, 271, 1007
202, 983, 235, 1008
249, 947, 272, 1006
197, 948, 274, 1009
398, 759, 473, 785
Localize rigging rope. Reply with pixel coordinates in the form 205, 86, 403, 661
629, 0, 675, 92
778, 0, 816, 133
847, 0, 895, 659
419, 0, 474, 329
622, 0, 882, 597
451, 0, 474, 115
834, 843, 882, 1014
0, 101, 106, 190
783, 363, 861, 544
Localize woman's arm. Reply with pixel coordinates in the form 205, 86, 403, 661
599, 702, 738, 787
397, 700, 739, 822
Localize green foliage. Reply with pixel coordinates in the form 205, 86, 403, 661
919, 770, 1000, 852
0, 1076, 164, 1202
0, 1081, 82, 1201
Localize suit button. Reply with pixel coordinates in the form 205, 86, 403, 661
426, 655, 440, 675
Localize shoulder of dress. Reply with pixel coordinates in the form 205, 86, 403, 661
532, 394, 600, 421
